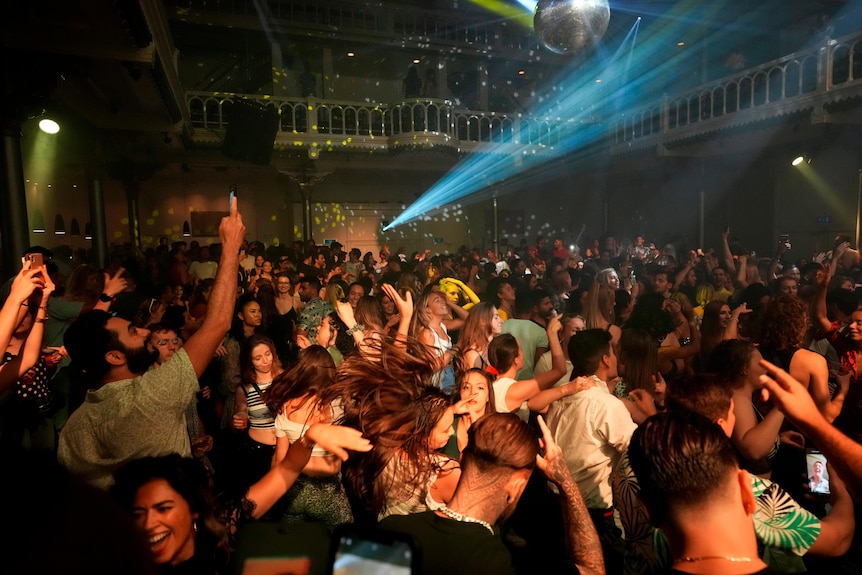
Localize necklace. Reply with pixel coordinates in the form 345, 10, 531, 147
674, 556, 754, 564
436, 505, 495, 535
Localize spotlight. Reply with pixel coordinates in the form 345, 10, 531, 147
39, 118, 60, 134
792, 155, 806, 166
183, 220, 191, 237
70, 218, 81, 236
84, 222, 93, 240
54, 214, 66, 235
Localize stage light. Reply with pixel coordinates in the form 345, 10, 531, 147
54, 214, 66, 235
70, 218, 81, 236
39, 118, 60, 134
84, 222, 93, 240
792, 155, 806, 166
183, 220, 191, 237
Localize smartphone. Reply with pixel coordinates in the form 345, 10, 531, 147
26, 253, 43, 268
805, 449, 830, 496
229, 183, 237, 208
329, 525, 416, 575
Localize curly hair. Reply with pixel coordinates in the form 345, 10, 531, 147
757, 295, 808, 350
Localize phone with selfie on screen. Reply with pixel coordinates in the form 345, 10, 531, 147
329, 525, 416, 575
805, 449, 830, 497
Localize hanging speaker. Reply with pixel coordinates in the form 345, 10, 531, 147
222, 99, 279, 165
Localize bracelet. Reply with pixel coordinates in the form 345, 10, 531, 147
729, 317, 739, 322
346, 323, 365, 336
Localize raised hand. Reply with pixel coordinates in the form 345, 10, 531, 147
381, 283, 413, 320
535, 415, 571, 487
304, 423, 372, 460
102, 267, 128, 297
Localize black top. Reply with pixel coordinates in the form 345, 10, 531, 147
381, 511, 520, 575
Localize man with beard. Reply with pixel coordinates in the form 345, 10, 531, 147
58, 197, 246, 489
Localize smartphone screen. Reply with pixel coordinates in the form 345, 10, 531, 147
229, 183, 237, 209
806, 449, 830, 496
332, 531, 413, 575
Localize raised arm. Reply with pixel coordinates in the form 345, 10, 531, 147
723, 302, 750, 340
245, 423, 371, 519
731, 390, 784, 462
759, 360, 862, 501
503, 316, 565, 412
183, 196, 246, 377
720, 226, 736, 273
17, 267, 55, 378
381, 283, 413, 344
812, 265, 832, 333
536, 416, 605, 575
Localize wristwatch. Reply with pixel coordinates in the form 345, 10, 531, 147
99, 293, 116, 303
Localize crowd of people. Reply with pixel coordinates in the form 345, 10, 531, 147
2, 201, 861, 574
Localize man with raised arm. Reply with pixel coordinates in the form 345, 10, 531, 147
58, 196, 246, 489
380, 413, 604, 575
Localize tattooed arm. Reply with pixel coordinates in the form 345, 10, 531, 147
536, 416, 606, 575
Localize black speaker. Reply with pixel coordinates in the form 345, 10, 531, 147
222, 99, 279, 165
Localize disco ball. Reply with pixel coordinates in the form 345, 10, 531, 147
534, 0, 611, 55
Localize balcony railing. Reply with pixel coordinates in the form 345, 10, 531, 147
612, 30, 862, 151
186, 93, 570, 156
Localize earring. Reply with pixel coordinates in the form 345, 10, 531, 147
193, 521, 198, 534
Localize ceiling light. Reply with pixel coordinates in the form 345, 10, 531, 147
39, 118, 60, 134
677, 41, 685, 46
347, 52, 355, 57
791, 155, 805, 166
518, 70, 525, 75
413, 59, 420, 64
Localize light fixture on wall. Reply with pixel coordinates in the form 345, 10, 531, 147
38, 118, 60, 134
183, 220, 191, 237
84, 222, 93, 240
54, 214, 66, 235
70, 217, 81, 236
32, 210, 45, 233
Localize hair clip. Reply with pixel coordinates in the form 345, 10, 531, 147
485, 365, 499, 376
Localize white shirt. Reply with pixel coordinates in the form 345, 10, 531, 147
547, 384, 636, 509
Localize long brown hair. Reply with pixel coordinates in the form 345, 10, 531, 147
316, 336, 446, 517
240, 334, 282, 386
264, 345, 335, 415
